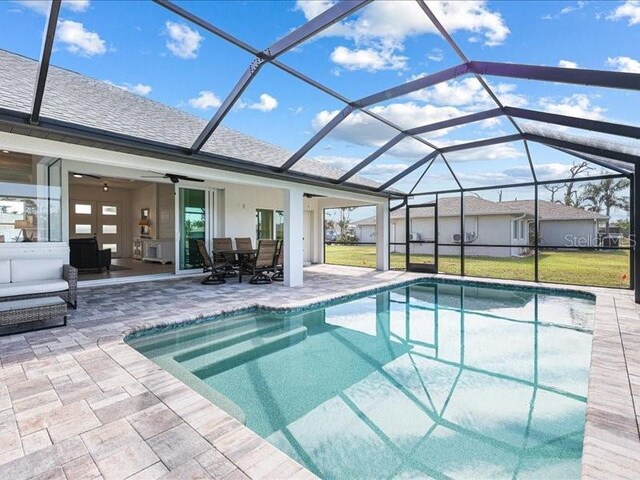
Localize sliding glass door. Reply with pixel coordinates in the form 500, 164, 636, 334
178, 187, 214, 272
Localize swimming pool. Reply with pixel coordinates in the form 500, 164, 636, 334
127, 281, 594, 480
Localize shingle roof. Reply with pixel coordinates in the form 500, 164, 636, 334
355, 196, 607, 224
0, 49, 379, 189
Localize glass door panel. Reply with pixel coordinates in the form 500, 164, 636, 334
179, 188, 206, 270
407, 203, 437, 273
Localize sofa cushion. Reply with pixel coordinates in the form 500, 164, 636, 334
0, 279, 69, 298
0, 261, 9, 284
11, 259, 63, 283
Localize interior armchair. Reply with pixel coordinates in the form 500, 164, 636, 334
69, 237, 112, 273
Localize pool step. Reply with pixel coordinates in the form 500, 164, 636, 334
188, 325, 308, 379
129, 316, 272, 355
173, 320, 291, 362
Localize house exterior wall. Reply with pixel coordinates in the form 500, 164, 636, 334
385, 214, 516, 257
540, 219, 598, 247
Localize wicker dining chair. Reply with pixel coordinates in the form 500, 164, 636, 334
272, 241, 284, 281
212, 237, 237, 276
244, 240, 278, 284
196, 240, 230, 285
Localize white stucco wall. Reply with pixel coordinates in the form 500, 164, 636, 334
540, 219, 598, 247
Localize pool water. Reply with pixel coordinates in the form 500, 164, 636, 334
128, 282, 594, 480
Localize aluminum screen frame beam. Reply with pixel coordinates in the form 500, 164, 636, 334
264, 0, 371, 58
281, 63, 469, 172
377, 134, 524, 192
279, 105, 355, 171
550, 146, 632, 176
336, 132, 406, 183
406, 108, 502, 136
30, 0, 61, 126
377, 150, 440, 192
470, 61, 640, 91
525, 133, 638, 164
505, 107, 640, 139
189, 0, 370, 154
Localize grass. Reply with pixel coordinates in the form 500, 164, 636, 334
324, 244, 630, 288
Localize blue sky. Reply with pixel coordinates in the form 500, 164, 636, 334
0, 0, 638, 198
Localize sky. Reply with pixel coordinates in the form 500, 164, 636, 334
0, 0, 638, 202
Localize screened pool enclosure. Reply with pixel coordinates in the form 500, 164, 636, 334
0, 1, 638, 295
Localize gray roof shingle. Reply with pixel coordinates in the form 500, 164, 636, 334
0, 49, 379, 189
355, 196, 607, 224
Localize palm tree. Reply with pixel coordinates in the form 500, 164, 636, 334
580, 178, 630, 235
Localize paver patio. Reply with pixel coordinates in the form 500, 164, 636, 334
0, 265, 638, 480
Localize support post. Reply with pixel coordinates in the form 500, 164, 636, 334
376, 200, 390, 271
634, 166, 640, 303
284, 187, 304, 287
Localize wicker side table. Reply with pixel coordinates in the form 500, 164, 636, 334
0, 297, 67, 336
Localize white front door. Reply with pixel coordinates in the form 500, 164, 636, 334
303, 210, 312, 265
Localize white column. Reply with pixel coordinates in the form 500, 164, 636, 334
284, 187, 304, 287
376, 200, 390, 271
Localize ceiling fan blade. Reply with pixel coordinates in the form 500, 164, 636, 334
170, 174, 205, 182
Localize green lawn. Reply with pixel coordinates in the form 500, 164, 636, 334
324, 244, 630, 288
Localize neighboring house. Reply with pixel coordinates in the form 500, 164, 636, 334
355, 196, 607, 257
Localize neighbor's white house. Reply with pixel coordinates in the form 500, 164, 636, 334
355, 196, 607, 257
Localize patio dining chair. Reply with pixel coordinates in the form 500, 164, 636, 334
212, 237, 237, 277
235, 237, 256, 260
272, 241, 284, 281
196, 240, 230, 285
243, 239, 278, 284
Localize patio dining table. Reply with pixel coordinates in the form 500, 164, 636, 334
216, 249, 258, 283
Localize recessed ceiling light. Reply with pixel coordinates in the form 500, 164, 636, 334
1, 150, 9, 154
73, 174, 83, 178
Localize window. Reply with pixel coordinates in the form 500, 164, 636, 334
75, 204, 92, 215
275, 210, 284, 240
102, 225, 117, 234
0, 152, 62, 242
75, 224, 92, 234
102, 205, 117, 215
256, 209, 274, 240
512, 220, 519, 241
102, 243, 117, 253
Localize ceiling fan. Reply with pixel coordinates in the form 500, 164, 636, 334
141, 172, 204, 184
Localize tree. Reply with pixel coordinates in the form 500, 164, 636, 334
336, 207, 356, 242
544, 184, 562, 203
564, 161, 593, 206
580, 177, 630, 235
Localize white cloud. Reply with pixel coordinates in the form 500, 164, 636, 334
56, 19, 106, 56
16, 0, 89, 15
330, 45, 408, 72
188, 90, 222, 110
165, 21, 203, 59
539, 93, 606, 120
606, 55, 640, 73
558, 59, 579, 68
427, 48, 444, 62
445, 141, 524, 161
247, 93, 278, 112
606, 0, 640, 25
542, 1, 586, 20
289, 106, 304, 115
406, 76, 528, 109
313, 103, 464, 156
295, 0, 509, 72
105, 81, 152, 96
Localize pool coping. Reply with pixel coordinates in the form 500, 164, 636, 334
96, 271, 640, 480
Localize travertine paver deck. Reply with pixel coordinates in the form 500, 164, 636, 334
0, 265, 638, 480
